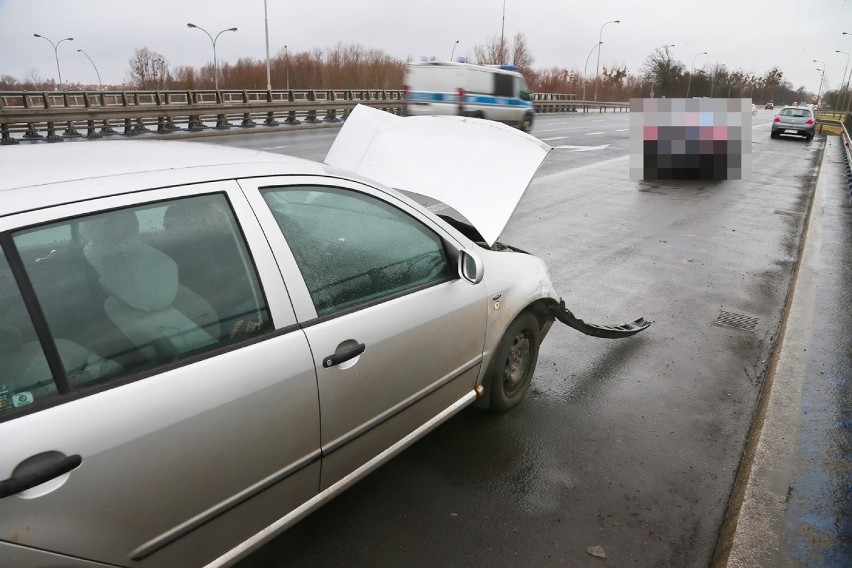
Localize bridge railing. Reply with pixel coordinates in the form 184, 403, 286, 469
0, 89, 625, 144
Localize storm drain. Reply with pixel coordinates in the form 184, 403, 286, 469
714, 310, 758, 332
773, 209, 798, 217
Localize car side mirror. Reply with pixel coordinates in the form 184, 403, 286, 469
458, 249, 484, 284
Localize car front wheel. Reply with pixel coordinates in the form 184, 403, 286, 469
486, 312, 541, 412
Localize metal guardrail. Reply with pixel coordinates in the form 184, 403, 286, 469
0, 89, 404, 144
0, 89, 629, 144
815, 112, 852, 203
531, 93, 629, 114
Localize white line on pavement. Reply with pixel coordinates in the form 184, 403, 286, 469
585, 131, 606, 135
258, 145, 290, 150
541, 136, 570, 141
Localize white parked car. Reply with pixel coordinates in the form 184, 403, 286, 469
0, 105, 647, 567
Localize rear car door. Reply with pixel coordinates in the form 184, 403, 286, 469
241, 177, 488, 488
0, 182, 320, 567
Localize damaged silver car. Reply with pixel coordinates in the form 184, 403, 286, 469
0, 105, 648, 567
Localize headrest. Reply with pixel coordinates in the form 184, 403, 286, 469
80, 210, 140, 244
82, 211, 179, 312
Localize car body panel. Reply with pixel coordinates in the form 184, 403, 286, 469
0, 123, 562, 567
325, 104, 551, 246
0, 182, 322, 567
237, 176, 489, 489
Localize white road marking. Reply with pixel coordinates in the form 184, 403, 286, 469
535, 154, 630, 184
585, 131, 606, 135
615, 128, 629, 132
541, 136, 570, 141
553, 144, 610, 151
258, 145, 291, 150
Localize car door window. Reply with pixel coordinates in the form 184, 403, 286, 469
261, 186, 452, 317
0, 250, 59, 415
9, 193, 271, 394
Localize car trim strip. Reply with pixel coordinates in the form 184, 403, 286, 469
129, 449, 322, 561
203, 389, 478, 568
321, 355, 482, 456
0, 233, 71, 394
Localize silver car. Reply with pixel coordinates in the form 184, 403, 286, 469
770, 106, 815, 140
0, 106, 647, 567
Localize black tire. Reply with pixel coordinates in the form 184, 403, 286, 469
486, 312, 541, 412
520, 112, 534, 132
770, 131, 778, 139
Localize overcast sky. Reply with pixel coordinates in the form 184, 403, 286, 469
1, 0, 849, 93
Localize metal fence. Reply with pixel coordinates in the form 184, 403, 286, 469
0, 89, 629, 144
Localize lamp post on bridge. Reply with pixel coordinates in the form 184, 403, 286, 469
686, 51, 707, 98
76, 49, 102, 90
582, 41, 601, 101
593, 19, 620, 101
813, 59, 826, 108
451, 40, 459, 62
285, 45, 290, 91
33, 34, 73, 90
836, 50, 850, 112
186, 23, 238, 91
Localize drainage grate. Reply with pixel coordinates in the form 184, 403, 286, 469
714, 311, 758, 332
773, 209, 798, 217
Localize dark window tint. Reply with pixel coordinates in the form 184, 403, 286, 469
11, 194, 271, 390
494, 73, 515, 97
261, 186, 452, 317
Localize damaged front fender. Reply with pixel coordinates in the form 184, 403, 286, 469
541, 298, 651, 339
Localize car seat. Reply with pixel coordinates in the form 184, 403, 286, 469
80, 210, 218, 362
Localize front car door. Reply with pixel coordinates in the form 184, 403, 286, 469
0, 182, 320, 567
241, 177, 488, 488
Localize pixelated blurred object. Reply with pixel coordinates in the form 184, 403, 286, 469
629, 98, 752, 181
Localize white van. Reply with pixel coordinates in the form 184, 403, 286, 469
403, 61, 535, 132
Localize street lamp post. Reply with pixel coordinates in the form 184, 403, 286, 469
836, 50, 850, 112
263, 0, 272, 90
685, 51, 708, 98
285, 45, 290, 90
76, 49, 102, 89
813, 59, 826, 107
186, 23, 238, 91
593, 19, 620, 101
33, 34, 73, 90
583, 41, 601, 101
451, 40, 459, 62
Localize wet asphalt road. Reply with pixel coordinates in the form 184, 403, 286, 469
202, 113, 824, 567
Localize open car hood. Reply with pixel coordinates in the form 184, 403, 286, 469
325, 105, 551, 247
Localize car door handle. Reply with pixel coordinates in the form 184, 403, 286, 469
323, 340, 366, 368
0, 454, 82, 499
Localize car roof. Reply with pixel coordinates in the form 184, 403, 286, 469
0, 140, 340, 218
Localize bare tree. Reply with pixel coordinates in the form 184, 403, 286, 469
473, 35, 508, 66
510, 32, 534, 72
127, 47, 171, 89
641, 46, 684, 97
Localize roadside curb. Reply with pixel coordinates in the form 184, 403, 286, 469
713, 134, 850, 566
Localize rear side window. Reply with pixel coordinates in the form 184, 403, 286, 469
5, 194, 271, 405
261, 186, 452, 317
0, 251, 59, 415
